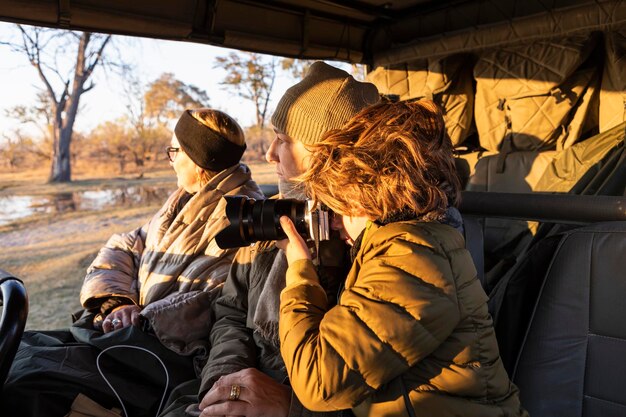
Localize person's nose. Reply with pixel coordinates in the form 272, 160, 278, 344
266, 137, 279, 164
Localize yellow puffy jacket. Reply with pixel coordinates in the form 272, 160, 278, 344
280, 220, 527, 417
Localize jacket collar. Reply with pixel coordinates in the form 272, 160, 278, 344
178, 163, 252, 224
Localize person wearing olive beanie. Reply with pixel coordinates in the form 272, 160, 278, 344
190, 63, 380, 417
271, 61, 380, 146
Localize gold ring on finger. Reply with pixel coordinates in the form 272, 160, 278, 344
228, 384, 241, 401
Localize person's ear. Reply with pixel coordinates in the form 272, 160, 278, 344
195, 167, 206, 187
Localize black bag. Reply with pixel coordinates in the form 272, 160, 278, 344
0, 312, 195, 417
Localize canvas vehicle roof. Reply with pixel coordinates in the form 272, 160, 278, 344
1, 0, 624, 71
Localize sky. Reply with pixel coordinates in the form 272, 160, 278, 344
0, 21, 351, 141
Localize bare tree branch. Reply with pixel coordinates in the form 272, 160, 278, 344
5, 25, 120, 182
17, 25, 60, 107
85, 35, 112, 77
215, 52, 277, 128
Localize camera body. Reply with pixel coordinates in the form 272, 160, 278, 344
215, 195, 331, 249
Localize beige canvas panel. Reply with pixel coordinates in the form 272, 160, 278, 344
600, 31, 626, 132
367, 60, 430, 99
535, 121, 625, 192
475, 72, 599, 153
474, 34, 599, 152
510, 66, 600, 152
474, 36, 594, 97
367, 55, 474, 145
558, 67, 601, 150
439, 60, 475, 147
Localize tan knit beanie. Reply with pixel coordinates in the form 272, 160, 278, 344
271, 61, 380, 145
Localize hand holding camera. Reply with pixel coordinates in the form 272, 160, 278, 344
275, 216, 313, 267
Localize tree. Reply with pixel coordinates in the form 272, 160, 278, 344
128, 73, 209, 171
8, 26, 113, 183
0, 130, 48, 169
281, 58, 314, 80
143, 73, 210, 124
86, 119, 131, 172
5, 91, 55, 153
215, 52, 277, 131
282, 58, 366, 81
83, 72, 209, 175
243, 124, 275, 161
1, 134, 28, 169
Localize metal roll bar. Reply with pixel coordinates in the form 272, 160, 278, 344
459, 191, 626, 224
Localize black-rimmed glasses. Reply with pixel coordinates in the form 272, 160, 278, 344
166, 146, 180, 162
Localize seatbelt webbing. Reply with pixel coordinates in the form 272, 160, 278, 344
463, 215, 485, 287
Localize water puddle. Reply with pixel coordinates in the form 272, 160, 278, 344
0, 186, 173, 226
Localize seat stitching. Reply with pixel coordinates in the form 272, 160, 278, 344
588, 333, 626, 343
583, 394, 626, 408
582, 232, 595, 412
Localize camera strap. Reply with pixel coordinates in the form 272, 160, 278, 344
312, 239, 321, 266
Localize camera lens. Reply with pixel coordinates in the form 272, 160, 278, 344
215, 196, 308, 249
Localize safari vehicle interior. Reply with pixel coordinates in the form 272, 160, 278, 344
0, 0, 625, 416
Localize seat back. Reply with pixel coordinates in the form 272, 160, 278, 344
488, 232, 563, 375
513, 222, 626, 417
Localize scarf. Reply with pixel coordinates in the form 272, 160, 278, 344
252, 179, 307, 345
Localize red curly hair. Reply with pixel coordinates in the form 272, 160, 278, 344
301, 100, 460, 222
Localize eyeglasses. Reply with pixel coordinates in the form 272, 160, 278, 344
166, 146, 181, 162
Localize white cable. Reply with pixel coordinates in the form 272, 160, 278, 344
96, 344, 170, 417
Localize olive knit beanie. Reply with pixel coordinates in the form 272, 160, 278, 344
271, 61, 380, 145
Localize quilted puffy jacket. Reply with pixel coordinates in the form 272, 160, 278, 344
280, 220, 528, 417
80, 163, 264, 358
200, 236, 351, 417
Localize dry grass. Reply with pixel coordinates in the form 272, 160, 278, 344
0, 205, 159, 329
0, 164, 176, 197
0, 161, 277, 330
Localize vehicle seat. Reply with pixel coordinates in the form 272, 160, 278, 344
512, 221, 626, 417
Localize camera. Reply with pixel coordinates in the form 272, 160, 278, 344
215, 195, 331, 249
